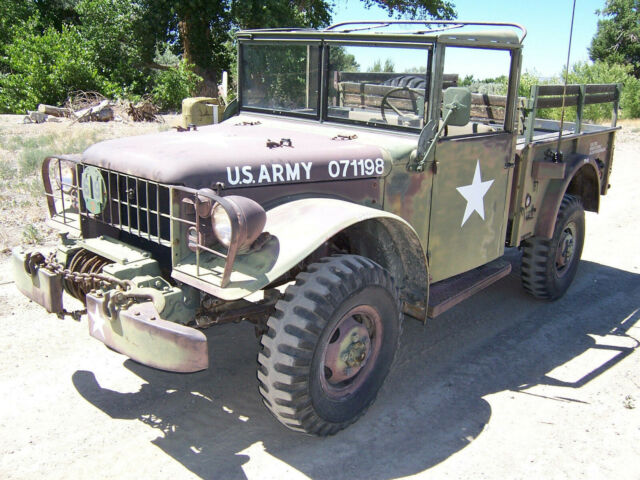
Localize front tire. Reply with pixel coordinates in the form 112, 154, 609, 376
521, 194, 585, 300
258, 255, 402, 435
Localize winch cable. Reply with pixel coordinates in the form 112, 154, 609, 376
556, 0, 577, 160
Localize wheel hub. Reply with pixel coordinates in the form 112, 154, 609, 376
321, 305, 382, 395
556, 224, 576, 275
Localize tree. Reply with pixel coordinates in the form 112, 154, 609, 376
140, 0, 456, 93
0, 0, 457, 111
589, 0, 640, 77
368, 59, 396, 72
363, 0, 455, 19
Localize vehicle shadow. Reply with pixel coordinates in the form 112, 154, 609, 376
71, 251, 640, 480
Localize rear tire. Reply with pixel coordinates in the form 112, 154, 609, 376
257, 255, 402, 436
521, 194, 585, 300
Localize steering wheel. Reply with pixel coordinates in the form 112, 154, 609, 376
380, 86, 422, 124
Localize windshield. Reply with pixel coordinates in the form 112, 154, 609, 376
239, 43, 320, 116
327, 44, 431, 130
238, 41, 431, 130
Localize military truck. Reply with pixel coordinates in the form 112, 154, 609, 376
13, 21, 620, 435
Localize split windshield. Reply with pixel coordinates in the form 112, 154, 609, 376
240, 43, 321, 116
239, 42, 432, 130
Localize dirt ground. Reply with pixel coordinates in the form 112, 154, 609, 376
0, 118, 638, 480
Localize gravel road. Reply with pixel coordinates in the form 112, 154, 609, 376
0, 127, 638, 480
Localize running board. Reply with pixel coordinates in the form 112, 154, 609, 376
428, 259, 512, 318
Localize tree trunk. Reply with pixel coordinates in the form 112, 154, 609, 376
178, 14, 218, 97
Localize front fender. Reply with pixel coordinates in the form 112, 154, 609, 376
172, 198, 424, 301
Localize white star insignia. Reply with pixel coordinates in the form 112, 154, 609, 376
456, 160, 494, 227
91, 314, 105, 340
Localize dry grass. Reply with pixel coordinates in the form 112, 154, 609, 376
618, 118, 640, 130
0, 115, 176, 254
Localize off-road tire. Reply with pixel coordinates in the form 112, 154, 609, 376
521, 194, 585, 300
383, 74, 426, 89
258, 255, 402, 436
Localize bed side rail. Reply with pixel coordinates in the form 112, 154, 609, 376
523, 83, 622, 143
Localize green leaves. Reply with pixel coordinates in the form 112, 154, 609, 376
151, 61, 203, 111
590, 0, 640, 77
0, 0, 459, 113
0, 24, 106, 113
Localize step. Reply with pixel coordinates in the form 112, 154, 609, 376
427, 258, 512, 318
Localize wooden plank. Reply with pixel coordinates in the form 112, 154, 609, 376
536, 96, 580, 109
340, 82, 423, 97
471, 93, 508, 107
470, 105, 505, 121
584, 92, 617, 105
537, 84, 581, 96
342, 93, 416, 111
336, 71, 458, 86
585, 84, 617, 94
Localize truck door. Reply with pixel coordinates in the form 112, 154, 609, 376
427, 132, 514, 283
426, 45, 517, 283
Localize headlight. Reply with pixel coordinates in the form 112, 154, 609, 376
209, 195, 267, 253
212, 203, 232, 247
49, 158, 76, 194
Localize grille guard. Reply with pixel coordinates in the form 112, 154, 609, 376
42, 158, 245, 290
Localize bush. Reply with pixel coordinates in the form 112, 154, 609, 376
568, 61, 640, 120
525, 62, 640, 123
151, 61, 202, 112
0, 23, 112, 113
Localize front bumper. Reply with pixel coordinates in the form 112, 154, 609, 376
86, 293, 207, 372
12, 246, 208, 373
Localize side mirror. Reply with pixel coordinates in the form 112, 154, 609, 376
413, 87, 471, 171
442, 87, 471, 126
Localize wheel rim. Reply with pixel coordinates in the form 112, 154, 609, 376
320, 305, 383, 399
555, 221, 577, 277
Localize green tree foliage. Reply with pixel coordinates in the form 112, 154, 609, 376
330, 48, 360, 73
567, 61, 640, 120
589, 0, 640, 77
0, 0, 456, 113
0, 23, 109, 113
368, 59, 396, 72
364, 0, 455, 19
137, 0, 232, 92
151, 60, 202, 111
74, 0, 149, 91
516, 63, 639, 122
231, 0, 332, 29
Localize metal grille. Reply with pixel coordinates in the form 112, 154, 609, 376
78, 165, 172, 246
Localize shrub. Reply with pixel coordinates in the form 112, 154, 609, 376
528, 61, 640, 123
568, 61, 640, 120
151, 61, 202, 112
0, 23, 111, 113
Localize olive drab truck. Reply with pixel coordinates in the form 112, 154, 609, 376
13, 21, 620, 435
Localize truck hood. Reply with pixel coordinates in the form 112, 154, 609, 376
81, 116, 403, 189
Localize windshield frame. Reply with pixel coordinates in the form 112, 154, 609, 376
238, 39, 434, 132
238, 40, 323, 120
322, 40, 433, 133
